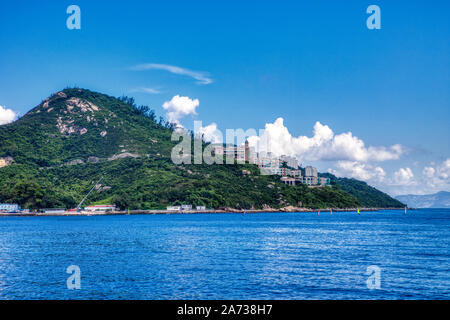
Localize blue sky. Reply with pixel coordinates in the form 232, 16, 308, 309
0, 0, 449, 195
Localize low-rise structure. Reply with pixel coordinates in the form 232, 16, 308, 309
280, 177, 304, 186
167, 205, 193, 211
84, 205, 116, 212
0, 203, 20, 212
277, 164, 331, 187
279, 168, 302, 177
302, 176, 318, 185
280, 177, 297, 186
318, 177, 331, 186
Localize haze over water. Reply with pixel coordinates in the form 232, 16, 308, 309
0, 209, 448, 299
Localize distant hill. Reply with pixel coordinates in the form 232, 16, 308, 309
0, 88, 403, 210
395, 191, 450, 208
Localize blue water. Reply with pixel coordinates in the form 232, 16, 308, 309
0, 209, 449, 300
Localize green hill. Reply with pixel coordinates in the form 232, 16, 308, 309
0, 88, 403, 210
321, 173, 405, 208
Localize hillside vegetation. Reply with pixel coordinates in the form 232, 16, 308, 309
0, 88, 404, 210
322, 173, 405, 208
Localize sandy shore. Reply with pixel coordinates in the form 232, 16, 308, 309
0, 207, 407, 217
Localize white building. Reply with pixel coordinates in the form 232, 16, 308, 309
212, 145, 242, 160
0, 204, 20, 212
167, 205, 193, 211
280, 155, 299, 169
196, 206, 206, 211
290, 169, 302, 178
302, 176, 318, 185
318, 177, 331, 186
305, 166, 318, 178
257, 154, 282, 175
212, 141, 256, 163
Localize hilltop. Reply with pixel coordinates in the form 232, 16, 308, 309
0, 88, 404, 210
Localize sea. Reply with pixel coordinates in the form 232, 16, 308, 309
0, 209, 448, 300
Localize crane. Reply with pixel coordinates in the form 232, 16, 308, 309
76, 176, 103, 211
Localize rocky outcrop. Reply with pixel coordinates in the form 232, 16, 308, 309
56, 117, 87, 135
66, 97, 99, 113
0, 156, 14, 168
107, 152, 140, 161
66, 159, 85, 166
87, 156, 100, 163
280, 206, 302, 212
95, 184, 112, 192
222, 207, 243, 213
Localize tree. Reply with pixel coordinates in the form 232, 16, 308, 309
10, 180, 44, 209
113, 193, 134, 210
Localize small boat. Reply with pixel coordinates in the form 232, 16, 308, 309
404, 206, 407, 215
330, 208, 332, 215
357, 208, 360, 215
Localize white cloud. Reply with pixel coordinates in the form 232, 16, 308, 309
364, 159, 450, 196
0, 105, 17, 125
248, 118, 404, 163
170, 114, 448, 197
130, 63, 213, 85
392, 167, 416, 186
438, 159, 450, 180
246, 117, 428, 196
421, 159, 450, 188
129, 87, 162, 94
331, 161, 386, 182
190, 116, 447, 198
196, 122, 223, 144
422, 166, 435, 178
162, 95, 199, 125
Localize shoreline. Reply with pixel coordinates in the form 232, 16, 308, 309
0, 207, 408, 217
